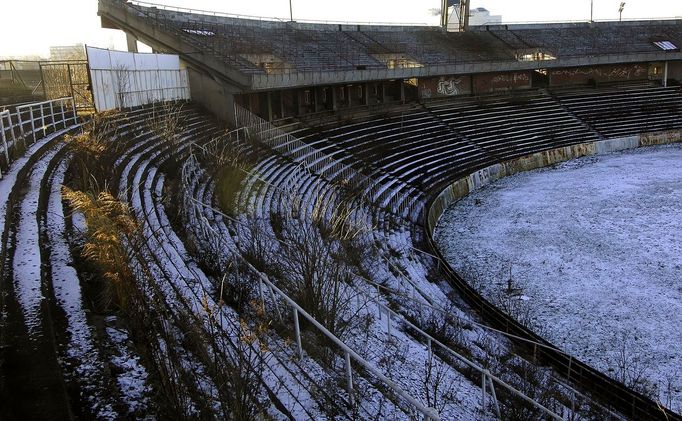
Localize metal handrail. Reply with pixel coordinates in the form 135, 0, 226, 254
127, 0, 430, 26
16, 97, 77, 142
0, 97, 77, 178
254, 270, 440, 420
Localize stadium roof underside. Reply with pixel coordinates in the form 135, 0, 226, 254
98, 0, 682, 91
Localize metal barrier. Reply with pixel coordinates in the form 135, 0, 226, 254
88, 63, 191, 111
0, 97, 77, 178
16, 97, 77, 142
255, 271, 440, 420
187, 191, 569, 420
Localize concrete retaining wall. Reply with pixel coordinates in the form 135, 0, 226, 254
427, 130, 682, 231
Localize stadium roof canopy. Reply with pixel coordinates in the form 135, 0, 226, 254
99, 0, 682, 90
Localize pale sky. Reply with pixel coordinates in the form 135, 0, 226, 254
1, 0, 681, 58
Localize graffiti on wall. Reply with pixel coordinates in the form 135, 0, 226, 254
420, 76, 468, 99
437, 77, 464, 96
491, 72, 530, 84
550, 64, 647, 83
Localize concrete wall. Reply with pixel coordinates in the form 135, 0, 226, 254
188, 68, 237, 126
427, 130, 682, 232
472, 71, 532, 93
548, 63, 648, 86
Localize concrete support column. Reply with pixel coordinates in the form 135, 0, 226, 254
365, 83, 370, 106
280, 92, 286, 118
332, 86, 337, 110
126, 33, 138, 53
664, 61, 669, 87
400, 81, 405, 103
225, 92, 237, 127
314, 87, 321, 112
297, 90, 304, 116
267, 91, 273, 121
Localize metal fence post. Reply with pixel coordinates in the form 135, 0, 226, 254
258, 279, 265, 312
0, 116, 9, 164
40, 103, 46, 138
427, 337, 432, 362
61, 100, 67, 128
486, 372, 501, 419
293, 308, 303, 359
267, 283, 283, 323
9, 112, 17, 149
481, 372, 487, 411
567, 355, 573, 382
345, 351, 354, 406
71, 98, 77, 124
29, 107, 36, 143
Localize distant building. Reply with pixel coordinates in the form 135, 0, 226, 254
469, 7, 502, 26
446, 6, 502, 31
49, 44, 85, 61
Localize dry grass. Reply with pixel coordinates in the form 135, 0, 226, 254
62, 187, 138, 309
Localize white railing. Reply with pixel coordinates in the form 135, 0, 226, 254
16, 97, 77, 142
254, 270, 440, 420
0, 111, 16, 178
0, 97, 77, 178
235, 104, 424, 222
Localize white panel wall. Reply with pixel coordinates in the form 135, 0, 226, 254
87, 46, 190, 112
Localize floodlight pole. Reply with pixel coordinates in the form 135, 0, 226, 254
289, 0, 293, 22
590, 0, 594, 22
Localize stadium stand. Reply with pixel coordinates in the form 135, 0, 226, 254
553, 85, 682, 138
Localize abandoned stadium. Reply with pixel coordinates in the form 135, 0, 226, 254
1, 0, 682, 419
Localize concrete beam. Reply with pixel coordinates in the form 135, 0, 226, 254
98, 0, 252, 89
249, 52, 682, 91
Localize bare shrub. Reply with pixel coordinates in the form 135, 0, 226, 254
422, 353, 458, 414
495, 357, 562, 420
278, 218, 362, 340
609, 332, 657, 398
147, 102, 185, 166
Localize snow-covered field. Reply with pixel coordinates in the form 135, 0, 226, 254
434, 145, 682, 412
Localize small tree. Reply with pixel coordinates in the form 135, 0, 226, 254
112, 64, 131, 109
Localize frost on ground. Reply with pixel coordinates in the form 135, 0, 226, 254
434, 145, 682, 412
105, 317, 151, 415
12, 146, 62, 334
47, 157, 117, 419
